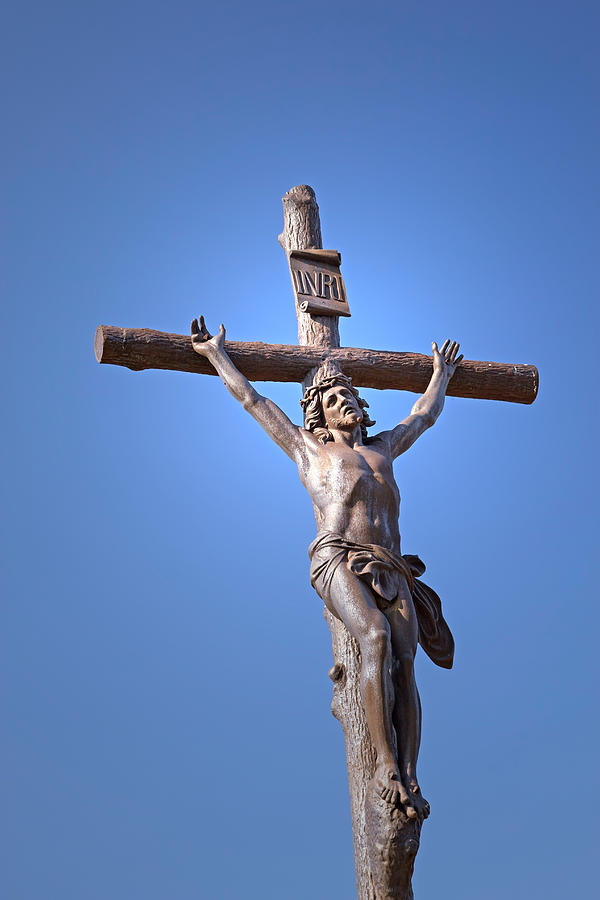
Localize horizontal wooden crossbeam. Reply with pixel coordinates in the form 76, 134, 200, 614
94, 325, 538, 404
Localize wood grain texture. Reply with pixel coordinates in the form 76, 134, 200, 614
278, 184, 341, 350
95, 325, 539, 405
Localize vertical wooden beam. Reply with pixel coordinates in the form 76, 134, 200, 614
278, 185, 340, 355
281, 186, 420, 900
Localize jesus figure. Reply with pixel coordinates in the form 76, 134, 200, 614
191, 316, 462, 820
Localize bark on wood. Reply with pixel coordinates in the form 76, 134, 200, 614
277, 184, 340, 352
95, 325, 539, 405
328, 617, 421, 900
282, 185, 418, 900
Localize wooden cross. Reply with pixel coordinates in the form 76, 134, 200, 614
94, 185, 538, 900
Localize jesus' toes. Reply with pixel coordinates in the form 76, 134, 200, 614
380, 785, 398, 806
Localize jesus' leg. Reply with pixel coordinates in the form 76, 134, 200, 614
326, 565, 413, 811
385, 578, 429, 819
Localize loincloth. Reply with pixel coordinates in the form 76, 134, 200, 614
308, 531, 454, 669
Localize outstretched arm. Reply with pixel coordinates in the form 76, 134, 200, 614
381, 340, 463, 459
191, 317, 305, 462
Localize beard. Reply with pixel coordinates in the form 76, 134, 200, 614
332, 410, 362, 429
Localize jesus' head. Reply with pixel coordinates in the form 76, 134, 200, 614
300, 361, 375, 444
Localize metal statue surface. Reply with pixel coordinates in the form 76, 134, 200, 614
191, 315, 462, 820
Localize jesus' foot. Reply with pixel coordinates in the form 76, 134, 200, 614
406, 780, 430, 820
373, 764, 418, 818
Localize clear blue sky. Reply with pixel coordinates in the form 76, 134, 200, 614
3, 2, 599, 897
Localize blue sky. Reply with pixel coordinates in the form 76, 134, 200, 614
3, 2, 599, 897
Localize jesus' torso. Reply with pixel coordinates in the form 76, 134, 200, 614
298, 433, 401, 552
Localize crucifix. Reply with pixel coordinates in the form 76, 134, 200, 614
94, 185, 538, 900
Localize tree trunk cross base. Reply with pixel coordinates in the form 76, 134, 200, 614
327, 610, 421, 900
364, 795, 420, 900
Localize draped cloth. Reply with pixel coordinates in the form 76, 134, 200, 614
308, 531, 454, 669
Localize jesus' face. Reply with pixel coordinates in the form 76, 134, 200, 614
321, 384, 364, 431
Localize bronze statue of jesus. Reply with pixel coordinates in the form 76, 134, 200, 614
191, 316, 462, 821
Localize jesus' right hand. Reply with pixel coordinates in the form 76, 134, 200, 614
191, 316, 226, 357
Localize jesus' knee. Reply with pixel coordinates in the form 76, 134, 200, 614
359, 623, 392, 669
